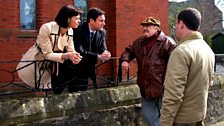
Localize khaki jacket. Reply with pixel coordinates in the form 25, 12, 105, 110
160, 32, 215, 125
16, 21, 75, 89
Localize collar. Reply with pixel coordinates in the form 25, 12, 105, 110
51, 21, 60, 35
89, 27, 96, 34
143, 31, 165, 42
51, 21, 73, 36
177, 31, 203, 45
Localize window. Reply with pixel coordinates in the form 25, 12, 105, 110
20, 0, 36, 30
74, 0, 88, 23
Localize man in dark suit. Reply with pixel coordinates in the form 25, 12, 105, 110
72, 7, 111, 92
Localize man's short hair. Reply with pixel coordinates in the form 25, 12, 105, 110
177, 8, 201, 31
87, 7, 105, 23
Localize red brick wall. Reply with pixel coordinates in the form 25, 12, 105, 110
115, 0, 169, 56
0, 0, 169, 84
0, 1, 20, 29
114, 0, 169, 76
36, 0, 74, 28
87, 0, 117, 76
0, 0, 74, 60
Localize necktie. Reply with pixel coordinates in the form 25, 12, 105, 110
90, 32, 94, 42
89, 32, 94, 51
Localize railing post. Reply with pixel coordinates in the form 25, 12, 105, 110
92, 76, 97, 89
34, 61, 38, 90
215, 55, 217, 72
110, 59, 114, 86
118, 58, 122, 82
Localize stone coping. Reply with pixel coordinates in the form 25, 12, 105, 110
211, 74, 224, 90
1, 74, 224, 125
0, 84, 141, 125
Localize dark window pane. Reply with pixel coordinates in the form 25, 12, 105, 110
75, 0, 88, 23
20, 0, 36, 29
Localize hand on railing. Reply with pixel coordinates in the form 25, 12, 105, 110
121, 61, 129, 76
62, 52, 82, 64
98, 50, 111, 62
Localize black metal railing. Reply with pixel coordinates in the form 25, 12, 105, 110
0, 60, 54, 95
0, 57, 137, 97
2, 54, 222, 97
94, 57, 120, 87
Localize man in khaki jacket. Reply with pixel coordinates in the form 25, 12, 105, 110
160, 8, 215, 126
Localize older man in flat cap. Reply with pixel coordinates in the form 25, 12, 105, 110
120, 17, 176, 126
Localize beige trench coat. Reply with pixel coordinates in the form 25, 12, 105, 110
16, 21, 75, 89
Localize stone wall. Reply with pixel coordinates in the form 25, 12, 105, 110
206, 75, 224, 126
1, 75, 224, 126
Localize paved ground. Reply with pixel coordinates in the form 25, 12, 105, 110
211, 121, 224, 126
215, 63, 224, 74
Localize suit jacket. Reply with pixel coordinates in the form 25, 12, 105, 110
73, 22, 107, 77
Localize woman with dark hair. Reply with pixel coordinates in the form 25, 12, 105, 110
17, 5, 82, 94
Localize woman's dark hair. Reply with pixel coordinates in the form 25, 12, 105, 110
177, 8, 201, 31
87, 7, 105, 23
55, 5, 82, 28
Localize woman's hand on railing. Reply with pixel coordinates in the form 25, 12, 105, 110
62, 52, 82, 64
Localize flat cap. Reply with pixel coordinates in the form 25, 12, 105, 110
140, 17, 160, 27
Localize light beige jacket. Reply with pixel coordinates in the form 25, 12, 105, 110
160, 32, 215, 125
16, 21, 75, 88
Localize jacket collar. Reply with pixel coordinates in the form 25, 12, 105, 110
178, 31, 203, 45
156, 31, 166, 41
51, 22, 60, 35
51, 21, 73, 36
49, 21, 73, 51
141, 31, 166, 44
67, 28, 73, 36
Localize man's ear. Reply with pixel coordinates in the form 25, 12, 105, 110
180, 20, 185, 29
90, 18, 95, 23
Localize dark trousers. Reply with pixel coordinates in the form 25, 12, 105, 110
67, 63, 96, 92
68, 77, 88, 92
51, 60, 77, 94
